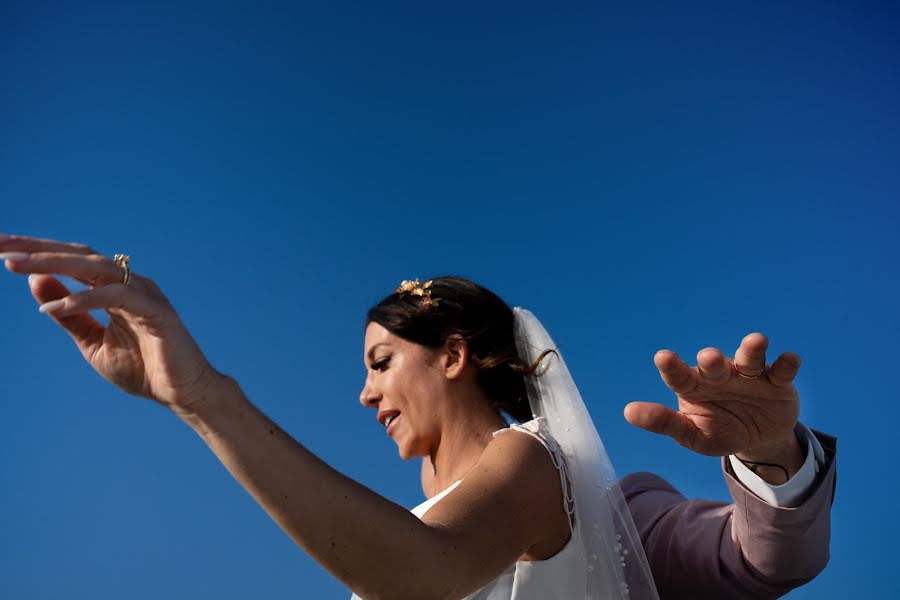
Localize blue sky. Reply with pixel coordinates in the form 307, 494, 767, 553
1, 1, 897, 597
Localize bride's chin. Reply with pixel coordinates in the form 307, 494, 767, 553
395, 440, 423, 461
397, 444, 415, 460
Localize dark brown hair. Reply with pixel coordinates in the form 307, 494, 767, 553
366, 276, 551, 422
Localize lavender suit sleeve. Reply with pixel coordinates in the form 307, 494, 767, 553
621, 430, 837, 600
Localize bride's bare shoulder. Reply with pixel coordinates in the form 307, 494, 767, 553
483, 424, 566, 505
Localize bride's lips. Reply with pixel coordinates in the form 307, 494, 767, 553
387, 415, 400, 437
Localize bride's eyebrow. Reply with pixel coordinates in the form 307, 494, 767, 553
366, 343, 391, 363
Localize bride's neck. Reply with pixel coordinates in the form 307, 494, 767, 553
429, 400, 507, 495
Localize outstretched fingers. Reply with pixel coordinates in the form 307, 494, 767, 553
37, 278, 161, 319
767, 351, 802, 387
734, 333, 768, 377
28, 274, 105, 354
654, 350, 700, 394
624, 402, 696, 447
4, 252, 124, 288
0, 233, 98, 256
696, 347, 732, 384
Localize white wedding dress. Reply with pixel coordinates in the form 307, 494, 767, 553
350, 417, 586, 600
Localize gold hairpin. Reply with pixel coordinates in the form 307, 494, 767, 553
395, 278, 439, 307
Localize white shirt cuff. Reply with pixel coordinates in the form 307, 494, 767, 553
728, 423, 824, 507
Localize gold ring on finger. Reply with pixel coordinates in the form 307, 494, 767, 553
734, 363, 765, 379
114, 253, 132, 286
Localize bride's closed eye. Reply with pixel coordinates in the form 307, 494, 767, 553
372, 357, 391, 372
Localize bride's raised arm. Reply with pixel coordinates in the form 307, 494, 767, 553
1, 233, 564, 600
178, 374, 564, 600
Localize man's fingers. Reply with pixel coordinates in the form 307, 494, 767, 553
624, 402, 695, 447
767, 351, 802, 387
29, 274, 104, 352
654, 350, 700, 395
697, 347, 731, 383
734, 333, 768, 377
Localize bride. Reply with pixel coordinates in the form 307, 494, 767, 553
1, 233, 829, 599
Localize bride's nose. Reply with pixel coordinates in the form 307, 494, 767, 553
359, 377, 381, 408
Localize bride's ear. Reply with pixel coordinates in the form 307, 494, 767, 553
442, 334, 469, 380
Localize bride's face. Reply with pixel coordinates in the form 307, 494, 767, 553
360, 322, 448, 459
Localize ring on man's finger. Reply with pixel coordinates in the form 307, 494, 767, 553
734, 363, 765, 379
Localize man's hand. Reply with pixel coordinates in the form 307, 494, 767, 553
625, 333, 805, 481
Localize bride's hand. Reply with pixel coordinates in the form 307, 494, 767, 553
2, 233, 222, 412
624, 333, 802, 460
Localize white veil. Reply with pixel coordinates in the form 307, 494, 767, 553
513, 307, 659, 599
